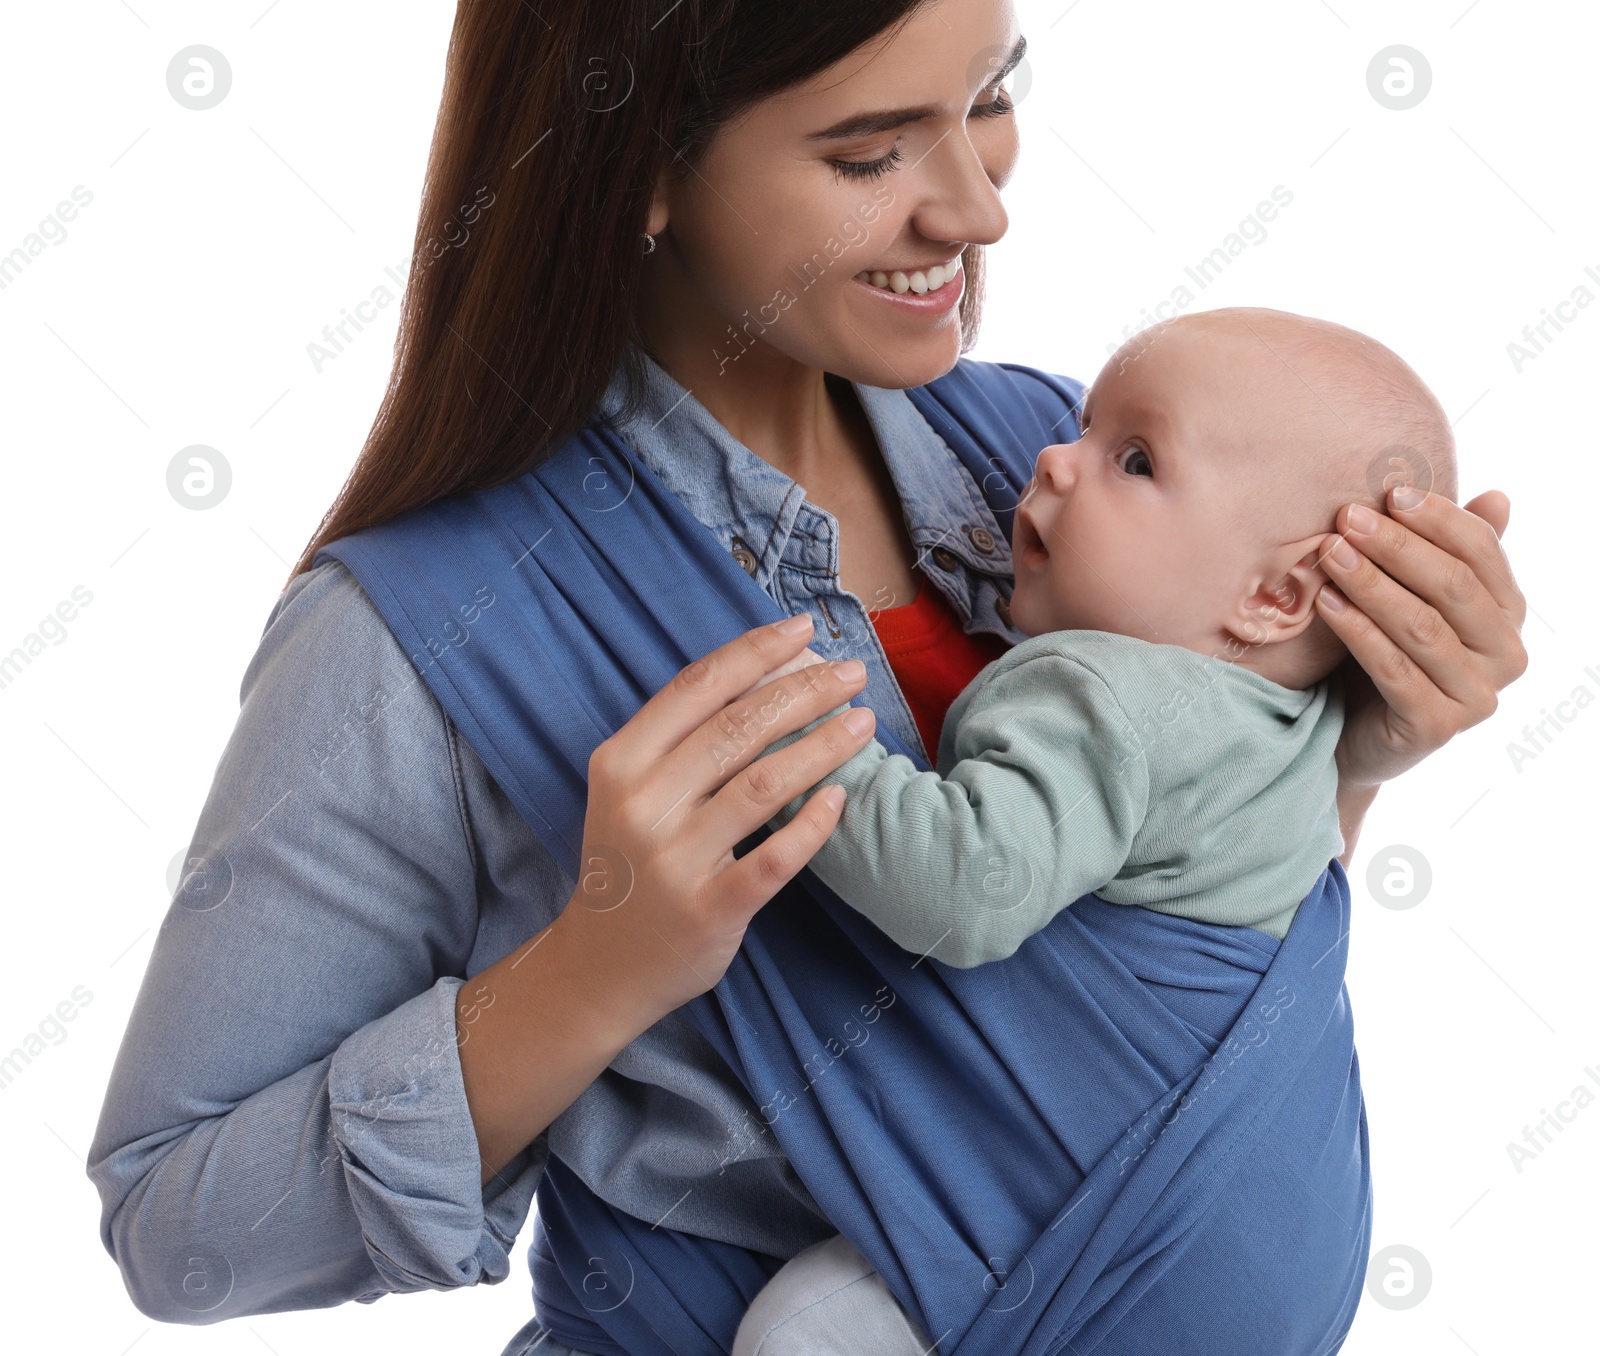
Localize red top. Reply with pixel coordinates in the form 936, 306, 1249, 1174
869, 570, 1011, 765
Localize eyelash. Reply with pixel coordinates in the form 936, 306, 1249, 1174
831, 144, 905, 182
827, 87, 1016, 182
1115, 443, 1154, 477
972, 88, 1015, 119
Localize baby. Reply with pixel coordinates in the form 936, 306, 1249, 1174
729, 306, 1458, 1355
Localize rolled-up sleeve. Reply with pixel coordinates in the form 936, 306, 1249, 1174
327, 978, 543, 1291
87, 560, 546, 1323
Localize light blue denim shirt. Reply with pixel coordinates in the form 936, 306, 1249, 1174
86, 346, 1033, 1354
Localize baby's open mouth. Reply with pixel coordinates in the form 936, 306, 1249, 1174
1016, 507, 1049, 564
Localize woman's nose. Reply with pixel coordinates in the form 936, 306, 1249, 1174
908, 127, 1011, 249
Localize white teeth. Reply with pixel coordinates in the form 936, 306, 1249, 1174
859, 259, 961, 294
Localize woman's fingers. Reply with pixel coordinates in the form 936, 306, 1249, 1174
1463, 487, 1511, 541
716, 776, 850, 921
597, 614, 822, 772
1371, 486, 1525, 632
1317, 489, 1525, 701
567, 619, 874, 1017
1315, 527, 1477, 719
699, 695, 877, 860
1315, 485, 1531, 787
598, 624, 871, 842
1314, 580, 1445, 772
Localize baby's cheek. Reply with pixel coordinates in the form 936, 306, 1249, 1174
1103, 541, 1190, 638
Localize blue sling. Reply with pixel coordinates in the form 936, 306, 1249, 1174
316, 359, 1372, 1356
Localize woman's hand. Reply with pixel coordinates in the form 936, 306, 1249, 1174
556, 614, 876, 1028
1315, 485, 1528, 795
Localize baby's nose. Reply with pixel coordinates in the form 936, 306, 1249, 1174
1034, 441, 1075, 490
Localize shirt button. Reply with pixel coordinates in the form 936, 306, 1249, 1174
730, 540, 758, 575
995, 593, 1012, 627
968, 526, 997, 555
931, 546, 961, 571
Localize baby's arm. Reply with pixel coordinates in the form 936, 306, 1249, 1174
762, 648, 1150, 967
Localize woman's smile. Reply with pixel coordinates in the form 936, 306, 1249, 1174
849, 257, 964, 314
853, 257, 962, 294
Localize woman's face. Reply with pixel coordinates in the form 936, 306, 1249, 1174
648, 0, 1022, 390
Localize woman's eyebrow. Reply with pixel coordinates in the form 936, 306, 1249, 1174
805, 104, 940, 141
984, 34, 1029, 87
805, 34, 1028, 142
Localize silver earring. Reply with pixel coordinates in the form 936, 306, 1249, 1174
642, 232, 657, 256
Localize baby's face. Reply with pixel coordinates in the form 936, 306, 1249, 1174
1009, 322, 1331, 657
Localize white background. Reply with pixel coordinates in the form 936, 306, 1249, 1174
1, 1, 1595, 1353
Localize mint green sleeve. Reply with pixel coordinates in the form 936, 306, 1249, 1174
761, 652, 1150, 967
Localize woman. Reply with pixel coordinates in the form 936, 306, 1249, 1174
87, 0, 1526, 1352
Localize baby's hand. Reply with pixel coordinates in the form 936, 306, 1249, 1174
736, 645, 831, 701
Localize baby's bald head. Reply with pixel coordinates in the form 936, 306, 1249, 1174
1011, 307, 1459, 689
1115, 307, 1458, 539
1184, 310, 1446, 521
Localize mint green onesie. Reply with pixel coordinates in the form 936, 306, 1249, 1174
762, 629, 1346, 964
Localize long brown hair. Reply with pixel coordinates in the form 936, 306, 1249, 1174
287, 0, 989, 584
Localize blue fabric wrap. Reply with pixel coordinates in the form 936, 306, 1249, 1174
315, 359, 1372, 1355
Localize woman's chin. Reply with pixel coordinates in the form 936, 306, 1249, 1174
827, 313, 965, 390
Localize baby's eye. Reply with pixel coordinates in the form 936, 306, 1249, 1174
1115, 443, 1153, 477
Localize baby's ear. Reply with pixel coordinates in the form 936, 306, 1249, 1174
1223, 536, 1330, 650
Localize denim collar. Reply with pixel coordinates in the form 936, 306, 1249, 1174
592, 346, 1019, 597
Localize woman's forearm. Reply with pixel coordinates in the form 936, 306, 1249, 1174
456, 902, 662, 1185
1336, 780, 1380, 869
